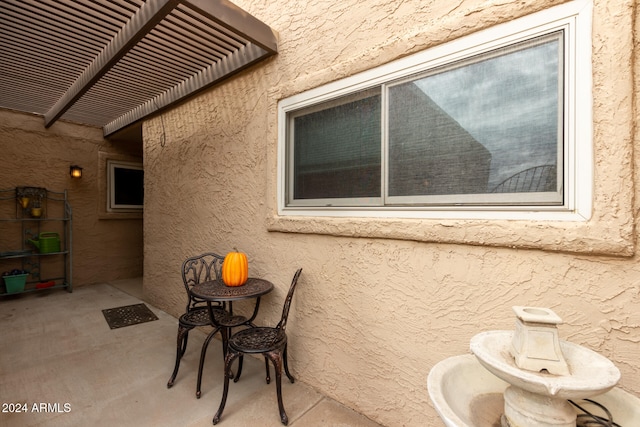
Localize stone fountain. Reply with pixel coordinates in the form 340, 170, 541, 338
427, 306, 640, 427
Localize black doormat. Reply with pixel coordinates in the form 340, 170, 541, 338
102, 303, 159, 329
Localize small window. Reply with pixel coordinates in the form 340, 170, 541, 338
279, 0, 592, 220
108, 160, 144, 211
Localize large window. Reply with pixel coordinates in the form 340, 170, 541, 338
279, 0, 592, 220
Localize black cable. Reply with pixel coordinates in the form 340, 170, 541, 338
569, 399, 621, 427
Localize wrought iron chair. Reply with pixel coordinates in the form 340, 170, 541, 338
213, 268, 303, 426
167, 252, 227, 395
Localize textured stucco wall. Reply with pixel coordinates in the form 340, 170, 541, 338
142, 1, 640, 426
0, 110, 143, 286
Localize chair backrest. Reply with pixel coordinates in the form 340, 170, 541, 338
181, 252, 225, 294
490, 164, 557, 193
276, 268, 303, 333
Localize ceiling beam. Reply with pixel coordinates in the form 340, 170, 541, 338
103, 42, 273, 136
184, 0, 278, 55
43, 0, 181, 128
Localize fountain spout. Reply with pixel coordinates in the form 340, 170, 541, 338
510, 306, 570, 376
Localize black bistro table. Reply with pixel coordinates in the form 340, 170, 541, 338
190, 277, 274, 397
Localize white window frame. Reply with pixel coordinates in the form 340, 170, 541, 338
277, 0, 592, 221
107, 160, 144, 212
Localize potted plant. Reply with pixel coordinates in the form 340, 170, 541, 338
2, 269, 29, 293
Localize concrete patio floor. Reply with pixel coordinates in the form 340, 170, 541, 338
0, 279, 384, 427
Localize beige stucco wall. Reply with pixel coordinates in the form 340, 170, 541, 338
0, 110, 143, 286
142, 0, 640, 426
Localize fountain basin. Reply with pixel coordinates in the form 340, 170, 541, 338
427, 354, 640, 427
470, 330, 620, 399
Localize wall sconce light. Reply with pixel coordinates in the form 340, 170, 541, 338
70, 165, 83, 179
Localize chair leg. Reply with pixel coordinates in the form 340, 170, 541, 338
167, 324, 191, 388
233, 355, 244, 383
196, 326, 220, 398
267, 350, 288, 426
213, 350, 239, 425
180, 331, 189, 356
265, 356, 271, 384
283, 344, 294, 384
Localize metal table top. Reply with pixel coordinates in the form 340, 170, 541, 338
190, 278, 274, 302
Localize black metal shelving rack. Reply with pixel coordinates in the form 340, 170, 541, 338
0, 187, 72, 296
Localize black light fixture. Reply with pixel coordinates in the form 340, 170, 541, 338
70, 165, 83, 179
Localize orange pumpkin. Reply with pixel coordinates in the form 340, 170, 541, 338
222, 250, 248, 286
